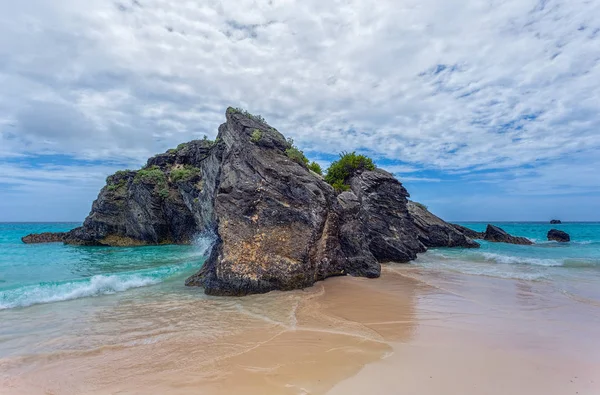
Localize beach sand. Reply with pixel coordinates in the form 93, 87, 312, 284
2, 265, 599, 394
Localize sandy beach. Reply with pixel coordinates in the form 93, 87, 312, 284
2, 265, 599, 395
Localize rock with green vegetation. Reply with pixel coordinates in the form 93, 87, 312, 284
23, 106, 482, 296
325, 152, 375, 191
285, 138, 309, 166
250, 129, 263, 143
308, 161, 322, 175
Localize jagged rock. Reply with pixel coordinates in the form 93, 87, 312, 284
550, 219, 562, 224
450, 223, 485, 240
547, 229, 570, 242
483, 225, 533, 245
21, 232, 67, 244
408, 203, 480, 248
23, 107, 481, 296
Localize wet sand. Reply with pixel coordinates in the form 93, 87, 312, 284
1, 265, 599, 394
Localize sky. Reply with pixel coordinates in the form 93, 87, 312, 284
1, 0, 599, 222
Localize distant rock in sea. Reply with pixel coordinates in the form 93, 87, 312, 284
547, 229, 570, 242
21, 232, 67, 244
550, 219, 562, 224
483, 225, 534, 245
23, 107, 482, 296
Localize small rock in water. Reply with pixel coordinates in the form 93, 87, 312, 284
483, 225, 533, 245
547, 229, 570, 242
550, 219, 562, 224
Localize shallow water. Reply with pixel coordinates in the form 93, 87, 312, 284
1, 222, 599, 394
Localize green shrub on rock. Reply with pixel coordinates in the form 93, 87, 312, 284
135, 166, 167, 185
171, 166, 201, 183
308, 161, 322, 175
251, 129, 263, 143
285, 138, 309, 166
325, 152, 376, 192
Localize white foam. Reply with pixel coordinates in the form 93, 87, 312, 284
0, 274, 160, 310
193, 231, 217, 257
480, 252, 563, 267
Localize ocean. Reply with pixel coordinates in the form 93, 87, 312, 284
1, 222, 599, 394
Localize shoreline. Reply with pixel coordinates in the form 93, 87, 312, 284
2, 265, 599, 394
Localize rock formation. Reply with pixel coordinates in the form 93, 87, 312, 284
408, 203, 480, 248
23, 107, 482, 296
547, 229, 570, 242
550, 219, 562, 224
21, 232, 67, 244
450, 224, 485, 240
483, 225, 533, 245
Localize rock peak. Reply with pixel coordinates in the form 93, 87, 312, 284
22, 108, 481, 296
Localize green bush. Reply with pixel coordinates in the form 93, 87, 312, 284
251, 129, 263, 143
135, 166, 167, 185
325, 152, 376, 191
177, 143, 188, 150
171, 166, 201, 183
157, 189, 169, 199
331, 180, 350, 193
285, 138, 309, 166
308, 161, 322, 175
227, 107, 266, 123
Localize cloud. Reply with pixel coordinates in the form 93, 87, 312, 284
1, 0, 599, 220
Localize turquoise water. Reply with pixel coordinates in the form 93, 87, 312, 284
415, 222, 600, 303
0, 223, 212, 310
1, 222, 599, 311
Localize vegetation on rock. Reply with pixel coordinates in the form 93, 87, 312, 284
227, 107, 266, 123
251, 129, 263, 143
308, 161, 322, 175
285, 138, 309, 166
325, 152, 375, 191
171, 165, 201, 183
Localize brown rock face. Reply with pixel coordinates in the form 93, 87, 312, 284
21, 232, 67, 244
22, 107, 482, 296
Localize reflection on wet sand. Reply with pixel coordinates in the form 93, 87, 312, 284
1, 272, 421, 395
2, 265, 600, 395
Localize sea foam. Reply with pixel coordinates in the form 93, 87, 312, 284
0, 274, 160, 310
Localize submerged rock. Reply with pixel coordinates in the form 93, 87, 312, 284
547, 229, 570, 242
550, 219, 562, 224
21, 232, 67, 244
483, 225, 533, 245
23, 107, 482, 296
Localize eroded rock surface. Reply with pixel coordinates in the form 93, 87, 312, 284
23, 108, 483, 296
483, 225, 533, 245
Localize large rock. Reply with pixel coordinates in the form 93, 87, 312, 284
23, 107, 481, 296
483, 225, 533, 245
547, 229, 570, 242
550, 219, 562, 224
450, 223, 484, 240
408, 203, 480, 248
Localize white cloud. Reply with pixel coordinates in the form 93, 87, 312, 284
0, 0, 599, 188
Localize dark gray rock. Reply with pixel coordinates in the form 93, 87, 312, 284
483, 225, 533, 245
450, 224, 485, 240
547, 229, 570, 242
550, 219, 562, 224
407, 203, 480, 248
24, 107, 482, 296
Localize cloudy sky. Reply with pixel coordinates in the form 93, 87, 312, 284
1, 0, 599, 221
